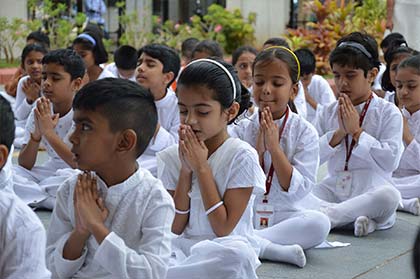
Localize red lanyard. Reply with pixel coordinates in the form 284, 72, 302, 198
344, 94, 373, 171
260, 107, 289, 198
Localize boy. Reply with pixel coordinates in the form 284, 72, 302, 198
191, 40, 224, 60
13, 49, 85, 209
295, 48, 336, 124
181, 37, 199, 66
104, 45, 137, 81
0, 96, 50, 278
46, 78, 175, 278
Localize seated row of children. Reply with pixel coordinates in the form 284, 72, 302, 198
1, 29, 420, 278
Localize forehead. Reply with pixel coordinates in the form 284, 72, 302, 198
396, 67, 420, 79
254, 59, 291, 77
43, 63, 71, 76
73, 108, 110, 126
139, 53, 162, 64
73, 44, 91, 53
177, 85, 219, 105
238, 51, 256, 61
331, 63, 363, 73
25, 51, 44, 59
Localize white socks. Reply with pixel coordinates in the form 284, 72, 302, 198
398, 198, 420, 216
354, 216, 377, 237
260, 243, 306, 268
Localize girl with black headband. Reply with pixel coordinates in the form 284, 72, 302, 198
304, 32, 403, 237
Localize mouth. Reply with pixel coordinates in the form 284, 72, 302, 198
43, 91, 53, 98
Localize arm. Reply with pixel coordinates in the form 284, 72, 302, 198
170, 168, 192, 234
386, 0, 395, 30
18, 109, 40, 170
4, 67, 23, 97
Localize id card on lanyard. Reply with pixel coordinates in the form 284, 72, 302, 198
336, 94, 373, 197
255, 108, 289, 229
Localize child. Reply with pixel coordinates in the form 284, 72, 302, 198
191, 40, 224, 60
103, 45, 137, 81
14, 44, 48, 147
309, 32, 403, 237
72, 31, 114, 82
46, 78, 175, 278
13, 49, 85, 208
232, 45, 257, 90
262, 37, 290, 50
181, 37, 199, 66
231, 46, 330, 265
136, 43, 181, 142
295, 48, 336, 124
158, 58, 307, 278
0, 95, 51, 278
392, 55, 420, 215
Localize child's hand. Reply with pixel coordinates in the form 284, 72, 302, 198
339, 94, 361, 136
75, 173, 109, 233
22, 78, 41, 104
73, 176, 90, 237
260, 107, 280, 153
180, 125, 208, 172
256, 123, 266, 157
35, 97, 59, 137
178, 125, 193, 173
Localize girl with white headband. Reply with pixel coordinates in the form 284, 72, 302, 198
230, 46, 330, 267
158, 58, 298, 278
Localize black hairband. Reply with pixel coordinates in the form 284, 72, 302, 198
338, 42, 372, 59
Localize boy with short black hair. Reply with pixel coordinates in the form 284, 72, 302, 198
295, 48, 336, 124
46, 78, 175, 278
181, 37, 199, 66
0, 95, 51, 278
191, 39, 224, 60
104, 45, 138, 81
13, 48, 85, 209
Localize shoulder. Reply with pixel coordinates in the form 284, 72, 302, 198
223, 137, 259, 161
371, 95, 401, 117
288, 112, 319, 140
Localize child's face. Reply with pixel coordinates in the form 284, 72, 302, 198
73, 44, 95, 68
332, 63, 376, 105
235, 51, 256, 88
23, 51, 44, 81
177, 85, 232, 142
42, 63, 80, 106
253, 59, 298, 119
136, 53, 171, 96
390, 54, 411, 88
396, 67, 420, 114
70, 109, 118, 172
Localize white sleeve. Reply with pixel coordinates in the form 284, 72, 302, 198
168, 112, 180, 142
318, 78, 336, 106
93, 191, 175, 279
46, 179, 88, 278
402, 139, 420, 171
294, 83, 307, 119
14, 77, 35, 121
22, 107, 37, 145
157, 146, 180, 191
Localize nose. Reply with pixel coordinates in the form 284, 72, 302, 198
262, 83, 270, 95
184, 111, 197, 125
69, 127, 78, 145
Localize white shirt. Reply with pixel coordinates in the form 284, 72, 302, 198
103, 63, 136, 82
230, 109, 319, 212
372, 63, 386, 91
14, 76, 38, 121
295, 81, 307, 119
304, 74, 336, 124
156, 88, 180, 142
315, 94, 404, 201
393, 108, 420, 178
97, 68, 116, 80
46, 167, 175, 278
0, 148, 14, 193
0, 190, 51, 279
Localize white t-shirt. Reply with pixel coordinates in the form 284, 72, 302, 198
97, 68, 116, 80
103, 62, 136, 82
155, 88, 180, 142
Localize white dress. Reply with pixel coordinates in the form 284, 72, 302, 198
103, 62, 136, 81
156, 88, 180, 142
231, 109, 330, 249
46, 167, 175, 278
304, 74, 336, 124
0, 190, 51, 279
13, 104, 74, 207
308, 94, 403, 230
157, 138, 266, 279
392, 108, 420, 198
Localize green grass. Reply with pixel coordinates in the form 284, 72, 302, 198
0, 59, 20, 69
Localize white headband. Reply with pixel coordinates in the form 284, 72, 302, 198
186, 58, 237, 100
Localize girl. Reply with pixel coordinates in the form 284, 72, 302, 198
158, 58, 306, 279
309, 32, 403, 237
230, 46, 330, 263
72, 30, 114, 82
392, 55, 420, 215
14, 44, 48, 147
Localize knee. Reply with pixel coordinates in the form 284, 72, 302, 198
302, 211, 331, 247
375, 187, 401, 210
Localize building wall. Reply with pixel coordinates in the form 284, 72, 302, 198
227, 0, 290, 47
0, 0, 27, 19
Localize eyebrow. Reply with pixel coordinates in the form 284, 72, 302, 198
73, 116, 94, 124
43, 71, 64, 77
178, 102, 213, 108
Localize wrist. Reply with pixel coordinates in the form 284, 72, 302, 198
89, 222, 110, 245
71, 228, 90, 241
195, 162, 211, 175
351, 128, 363, 140
30, 133, 41, 143
43, 129, 56, 140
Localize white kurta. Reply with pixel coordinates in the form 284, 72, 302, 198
103, 62, 136, 81
0, 147, 14, 194
155, 88, 180, 142
97, 68, 116, 80
157, 138, 266, 279
13, 104, 74, 206
230, 110, 330, 249
46, 167, 175, 278
0, 190, 51, 279
304, 74, 336, 124
294, 81, 307, 119
392, 108, 420, 198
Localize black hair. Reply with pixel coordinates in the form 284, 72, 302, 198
232, 45, 258, 66
192, 40, 224, 59
253, 47, 300, 114
398, 54, 420, 74
181, 37, 200, 60
177, 57, 247, 124
73, 78, 157, 157
42, 49, 86, 80
26, 30, 50, 49
114, 45, 138, 70
329, 32, 380, 77
21, 44, 48, 68
380, 32, 405, 50
72, 30, 108, 65
295, 48, 316, 75
0, 96, 15, 154
138, 44, 181, 87
263, 37, 290, 49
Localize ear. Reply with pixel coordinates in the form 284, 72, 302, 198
116, 129, 137, 154
0, 145, 9, 170
290, 82, 299, 101
163, 71, 175, 87
226, 102, 240, 123
368, 68, 379, 84
71, 77, 83, 92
